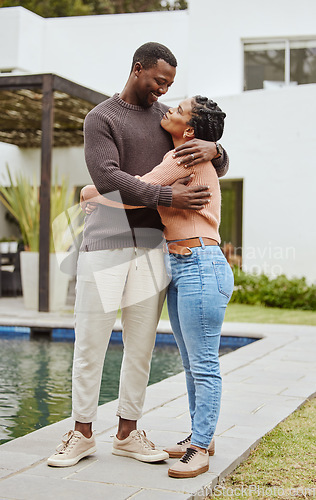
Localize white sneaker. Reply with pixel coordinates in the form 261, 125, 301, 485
112, 430, 169, 463
47, 430, 96, 467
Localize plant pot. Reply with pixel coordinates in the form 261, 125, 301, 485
0, 242, 10, 253
9, 241, 18, 253
20, 251, 71, 312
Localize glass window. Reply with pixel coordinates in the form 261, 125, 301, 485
290, 40, 316, 85
244, 39, 316, 91
244, 42, 285, 91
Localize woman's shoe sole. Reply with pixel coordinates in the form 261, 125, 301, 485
168, 464, 209, 478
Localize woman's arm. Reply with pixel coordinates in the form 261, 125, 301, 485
172, 139, 229, 177
80, 152, 197, 212
139, 152, 195, 186
80, 185, 143, 211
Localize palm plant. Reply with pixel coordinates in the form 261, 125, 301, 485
0, 165, 83, 252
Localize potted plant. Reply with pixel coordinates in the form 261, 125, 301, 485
0, 166, 83, 311
0, 237, 10, 254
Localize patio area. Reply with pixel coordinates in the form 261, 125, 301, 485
0, 297, 315, 499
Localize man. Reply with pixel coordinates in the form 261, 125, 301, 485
47, 42, 228, 467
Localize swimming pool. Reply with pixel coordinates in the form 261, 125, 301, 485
0, 328, 256, 444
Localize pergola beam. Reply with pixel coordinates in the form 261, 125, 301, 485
52, 74, 106, 103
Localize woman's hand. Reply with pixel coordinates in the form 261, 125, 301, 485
80, 185, 99, 214
172, 139, 218, 168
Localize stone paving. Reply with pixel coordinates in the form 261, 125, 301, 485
0, 299, 315, 499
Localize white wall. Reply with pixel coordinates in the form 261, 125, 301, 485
0, 7, 22, 70
188, 0, 316, 98
0, 143, 90, 187
44, 10, 188, 101
0, 7, 189, 102
0, 7, 44, 72
218, 84, 316, 282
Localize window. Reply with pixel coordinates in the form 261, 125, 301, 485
244, 39, 316, 91
290, 40, 316, 85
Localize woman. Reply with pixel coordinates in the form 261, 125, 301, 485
81, 95, 234, 479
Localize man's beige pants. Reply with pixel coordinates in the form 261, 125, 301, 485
72, 247, 169, 423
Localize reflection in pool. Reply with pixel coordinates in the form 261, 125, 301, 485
0, 332, 255, 445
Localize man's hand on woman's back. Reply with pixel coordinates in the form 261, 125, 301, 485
171, 176, 211, 210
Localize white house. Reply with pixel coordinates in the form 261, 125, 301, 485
0, 0, 315, 282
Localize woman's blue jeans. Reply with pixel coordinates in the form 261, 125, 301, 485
166, 244, 234, 449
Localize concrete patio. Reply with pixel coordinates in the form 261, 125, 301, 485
0, 298, 315, 499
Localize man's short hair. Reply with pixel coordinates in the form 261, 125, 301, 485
131, 42, 177, 71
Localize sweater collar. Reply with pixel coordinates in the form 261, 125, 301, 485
113, 93, 158, 112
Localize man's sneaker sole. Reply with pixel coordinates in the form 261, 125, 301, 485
168, 464, 209, 478
47, 445, 97, 467
112, 447, 169, 463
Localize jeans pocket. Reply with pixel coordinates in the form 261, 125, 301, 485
212, 261, 234, 299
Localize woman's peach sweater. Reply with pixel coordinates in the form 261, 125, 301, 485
139, 150, 221, 243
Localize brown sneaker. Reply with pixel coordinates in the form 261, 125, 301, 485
47, 430, 96, 467
112, 430, 169, 463
168, 447, 209, 478
164, 434, 215, 458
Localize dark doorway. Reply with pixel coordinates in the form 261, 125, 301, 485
220, 179, 243, 257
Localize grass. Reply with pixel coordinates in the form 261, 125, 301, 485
159, 302, 316, 326
208, 398, 316, 499
224, 303, 316, 326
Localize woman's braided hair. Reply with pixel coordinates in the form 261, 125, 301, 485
188, 95, 226, 142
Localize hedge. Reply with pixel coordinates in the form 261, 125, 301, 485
231, 268, 316, 311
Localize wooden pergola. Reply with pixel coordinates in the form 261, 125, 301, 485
0, 73, 107, 311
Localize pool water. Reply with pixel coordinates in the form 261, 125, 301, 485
0, 334, 253, 445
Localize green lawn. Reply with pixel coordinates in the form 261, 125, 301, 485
208, 398, 316, 499
160, 301, 316, 326
225, 303, 316, 326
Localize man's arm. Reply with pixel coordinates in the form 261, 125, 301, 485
81, 151, 211, 212
84, 110, 172, 209
172, 139, 229, 178
84, 110, 211, 211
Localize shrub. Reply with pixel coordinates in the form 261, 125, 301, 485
231, 268, 316, 311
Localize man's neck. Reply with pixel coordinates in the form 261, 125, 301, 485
119, 81, 139, 106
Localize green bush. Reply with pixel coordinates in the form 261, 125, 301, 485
231, 268, 316, 311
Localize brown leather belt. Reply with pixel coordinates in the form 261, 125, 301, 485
167, 237, 218, 256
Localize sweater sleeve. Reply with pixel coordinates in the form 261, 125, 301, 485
84, 110, 172, 208
212, 148, 229, 178
140, 152, 195, 186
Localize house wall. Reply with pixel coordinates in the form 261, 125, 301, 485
43, 10, 188, 103
0, 146, 90, 189
188, 0, 316, 97
0, 7, 44, 72
218, 84, 316, 281
0, 7, 188, 103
